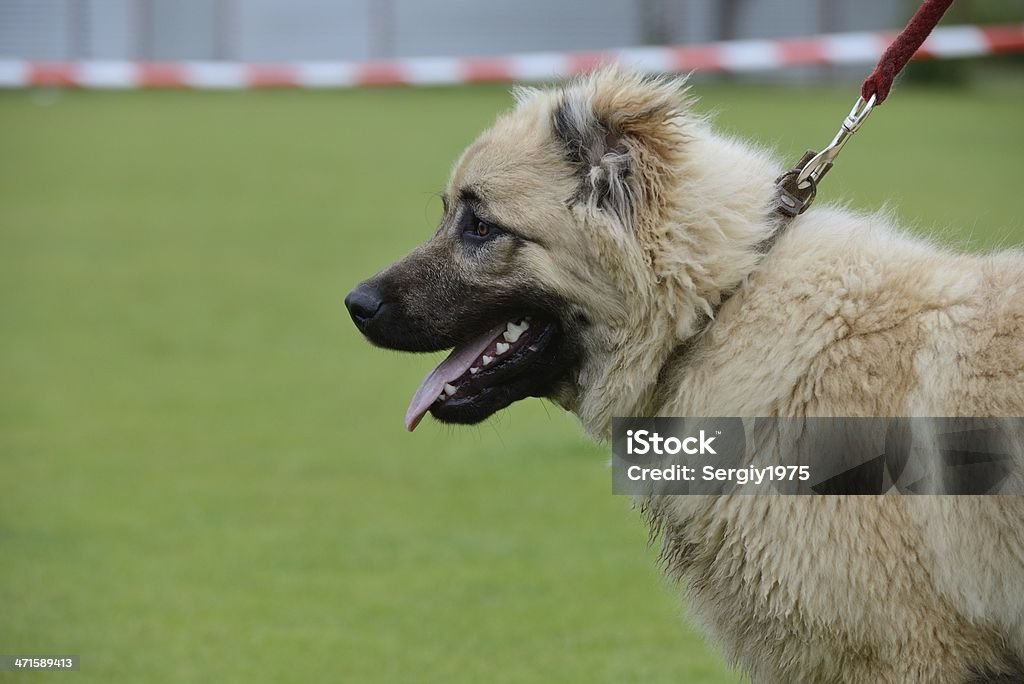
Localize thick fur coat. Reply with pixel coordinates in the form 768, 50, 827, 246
352, 67, 1024, 682
497, 70, 1024, 683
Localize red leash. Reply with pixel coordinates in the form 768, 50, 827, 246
773, 0, 956, 221
862, 0, 956, 104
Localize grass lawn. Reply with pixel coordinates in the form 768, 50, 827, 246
1, 81, 1022, 683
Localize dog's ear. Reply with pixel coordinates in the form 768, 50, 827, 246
551, 67, 688, 228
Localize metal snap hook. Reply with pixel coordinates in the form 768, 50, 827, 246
796, 94, 876, 189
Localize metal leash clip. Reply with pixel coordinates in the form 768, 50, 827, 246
795, 94, 876, 189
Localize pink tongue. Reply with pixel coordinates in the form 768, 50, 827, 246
405, 323, 506, 432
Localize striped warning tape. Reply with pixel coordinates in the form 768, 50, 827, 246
1, 24, 1021, 90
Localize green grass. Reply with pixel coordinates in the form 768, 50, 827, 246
1, 82, 1022, 684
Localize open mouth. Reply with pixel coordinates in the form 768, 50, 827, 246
405, 316, 561, 431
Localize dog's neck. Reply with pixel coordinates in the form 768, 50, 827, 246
574, 129, 783, 440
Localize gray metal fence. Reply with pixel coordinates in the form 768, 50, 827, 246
1, 0, 902, 62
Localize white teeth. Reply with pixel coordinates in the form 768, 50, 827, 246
496, 342, 509, 355
482, 355, 493, 365
443, 383, 457, 396
503, 320, 529, 343
469, 367, 479, 375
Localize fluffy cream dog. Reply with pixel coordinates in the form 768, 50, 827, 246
346, 67, 1024, 682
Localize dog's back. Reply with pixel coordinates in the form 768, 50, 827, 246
652, 206, 1024, 683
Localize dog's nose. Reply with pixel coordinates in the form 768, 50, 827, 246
345, 282, 384, 329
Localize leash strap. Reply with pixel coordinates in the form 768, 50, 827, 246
862, 0, 957, 104
770, 0, 956, 225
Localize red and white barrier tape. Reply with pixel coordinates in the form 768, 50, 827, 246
1, 24, 1021, 90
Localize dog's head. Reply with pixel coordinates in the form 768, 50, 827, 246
346, 68, 769, 432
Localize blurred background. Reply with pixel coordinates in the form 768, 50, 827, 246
2, 2, 1023, 683
0, 0, 922, 61
2, 0, 1021, 68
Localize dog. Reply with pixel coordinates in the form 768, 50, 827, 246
346, 67, 1024, 683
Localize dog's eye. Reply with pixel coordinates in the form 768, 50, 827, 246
463, 218, 500, 242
